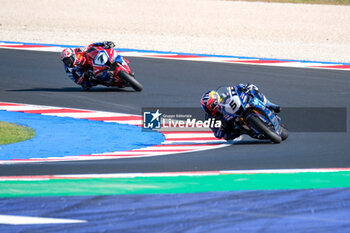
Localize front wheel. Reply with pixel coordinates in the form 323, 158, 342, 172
117, 70, 143, 92
246, 114, 282, 143
280, 126, 288, 141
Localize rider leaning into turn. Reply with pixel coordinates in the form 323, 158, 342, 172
60, 41, 115, 89
200, 84, 281, 140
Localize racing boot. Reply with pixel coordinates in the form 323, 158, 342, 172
88, 75, 99, 86
224, 131, 242, 140
104, 78, 114, 86
81, 80, 93, 91
98, 74, 114, 86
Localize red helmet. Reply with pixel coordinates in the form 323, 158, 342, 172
60, 48, 76, 67
200, 91, 222, 116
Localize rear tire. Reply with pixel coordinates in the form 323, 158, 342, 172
247, 114, 282, 144
118, 70, 143, 92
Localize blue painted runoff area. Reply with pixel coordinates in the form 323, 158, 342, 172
1, 40, 349, 65
0, 110, 164, 160
0, 188, 349, 232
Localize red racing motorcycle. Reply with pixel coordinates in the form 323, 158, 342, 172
84, 46, 143, 91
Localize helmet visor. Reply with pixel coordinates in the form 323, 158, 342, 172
63, 56, 75, 67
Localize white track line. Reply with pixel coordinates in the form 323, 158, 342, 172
0, 215, 86, 225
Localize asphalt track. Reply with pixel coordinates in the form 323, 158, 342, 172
0, 48, 350, 176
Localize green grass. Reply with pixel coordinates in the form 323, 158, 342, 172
0, 121, 35, 145
229, 0, 350, 5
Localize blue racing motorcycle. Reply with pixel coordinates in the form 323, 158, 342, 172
216, 86, 288, 143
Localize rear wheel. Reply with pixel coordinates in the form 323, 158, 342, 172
118, 70, 143, 91
246, 112, 282, 144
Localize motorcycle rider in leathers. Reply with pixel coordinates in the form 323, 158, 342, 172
200, 84, 281, 140
60, 41, 116, 89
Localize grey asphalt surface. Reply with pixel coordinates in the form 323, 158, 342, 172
0, 48, 349, 175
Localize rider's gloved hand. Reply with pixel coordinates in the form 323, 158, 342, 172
273, 106, 281, 113
267, 105, 281, 113
245, 84, 258, 93
104, 41, 115, 49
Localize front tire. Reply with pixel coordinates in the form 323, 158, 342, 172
280, 126, 288, 141
118, 70, 143, 92
247, 114, 282, 144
